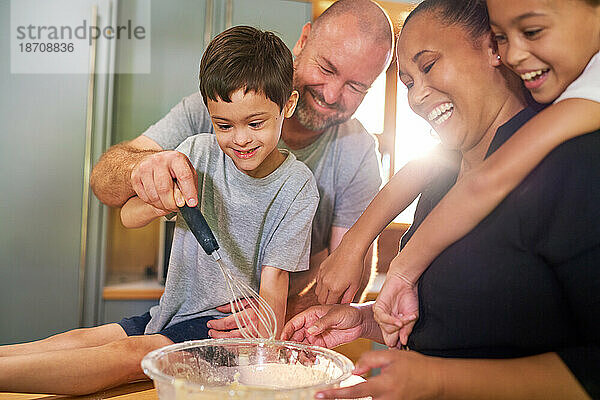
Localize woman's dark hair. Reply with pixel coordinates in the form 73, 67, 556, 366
199, 25, 293, 111
404, 0, 490, 43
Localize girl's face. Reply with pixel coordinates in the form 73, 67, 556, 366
488, 0, 600, 104
397, 12, 507, 152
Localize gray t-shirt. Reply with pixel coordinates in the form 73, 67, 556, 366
144, 92, 381, 254
145, 134, 319, 333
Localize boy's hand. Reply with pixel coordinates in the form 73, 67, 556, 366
316, 245, 366, 305
130, 150, 198, 212
373, 272, 419, 347
281, 304, 364, 348
206, 300, 261, 338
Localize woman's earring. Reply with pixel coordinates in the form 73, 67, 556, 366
497, 55, 501, 61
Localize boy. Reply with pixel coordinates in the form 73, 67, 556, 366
121, 24, 318, 341
0, 25, 318, 395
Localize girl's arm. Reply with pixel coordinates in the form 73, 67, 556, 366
315, 155, 439, 303
259, 266, 289, 339
390, 98, 600, 284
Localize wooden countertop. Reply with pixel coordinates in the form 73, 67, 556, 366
103, 280, 164, 300
102, 272, 386, 302
0, 381, 157, 400
0, 375, 369, 399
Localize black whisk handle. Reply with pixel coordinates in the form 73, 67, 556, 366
178, 205, 220, 255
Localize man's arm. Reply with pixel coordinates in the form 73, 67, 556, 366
90, 135, 162, 207
91, 93, 212, 210
90, 135, 198, 211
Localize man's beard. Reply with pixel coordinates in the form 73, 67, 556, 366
293, 86, 351, 132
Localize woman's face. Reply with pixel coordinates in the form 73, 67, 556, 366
397, 12, 505, 152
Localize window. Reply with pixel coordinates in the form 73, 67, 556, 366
354, 2, 440, 224
393, 83, 439, 223
355, 74, 438, 224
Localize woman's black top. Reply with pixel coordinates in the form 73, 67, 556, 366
402, 107, 600, 397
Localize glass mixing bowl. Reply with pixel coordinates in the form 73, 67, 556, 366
141, 338, 354, 400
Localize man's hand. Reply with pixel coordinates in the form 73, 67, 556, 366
314, 349, 443, 400
315, 244, 367, 305
130, 150, 198, 212
373, 272, 419, 347
281, 304, 364, 348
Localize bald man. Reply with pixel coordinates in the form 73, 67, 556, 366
91, 0, 394, 328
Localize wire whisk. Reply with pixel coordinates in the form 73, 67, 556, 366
213, 252, 277, 340
179, 205, 277, 340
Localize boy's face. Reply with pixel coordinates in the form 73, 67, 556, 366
207, 89, 298, 178
488, 0, 600, 104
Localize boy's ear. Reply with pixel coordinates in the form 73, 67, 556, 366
283, 90, 299, 118
292, 22, 311, 57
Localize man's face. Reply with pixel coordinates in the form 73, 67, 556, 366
292, 16, 391, 132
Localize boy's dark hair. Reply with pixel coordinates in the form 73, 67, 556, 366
404, 0, 490, 44
199, 25, 293, 111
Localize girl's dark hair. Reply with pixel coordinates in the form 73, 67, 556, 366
404, 0, 490, 42
199, 25, 293, 111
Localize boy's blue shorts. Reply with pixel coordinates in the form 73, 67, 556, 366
117, 312, 214, 343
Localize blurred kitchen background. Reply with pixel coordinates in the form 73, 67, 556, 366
0, 0, 436, 353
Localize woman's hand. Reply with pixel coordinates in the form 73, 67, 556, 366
315, 349, 443, 400
281, 304, 365, 348
315, 243, 367, 304
373, 272, 419, 347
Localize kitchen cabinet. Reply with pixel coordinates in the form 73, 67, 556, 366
103, 300, 158, 324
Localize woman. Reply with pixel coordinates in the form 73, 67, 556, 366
282, 0, 600, 399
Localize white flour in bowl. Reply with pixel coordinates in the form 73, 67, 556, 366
234, 363, 332, 388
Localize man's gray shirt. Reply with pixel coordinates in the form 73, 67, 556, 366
145, 134, 318, 333
144, 92, 382, 254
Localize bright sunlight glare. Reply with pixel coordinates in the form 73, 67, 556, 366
394, 84, 439, 223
